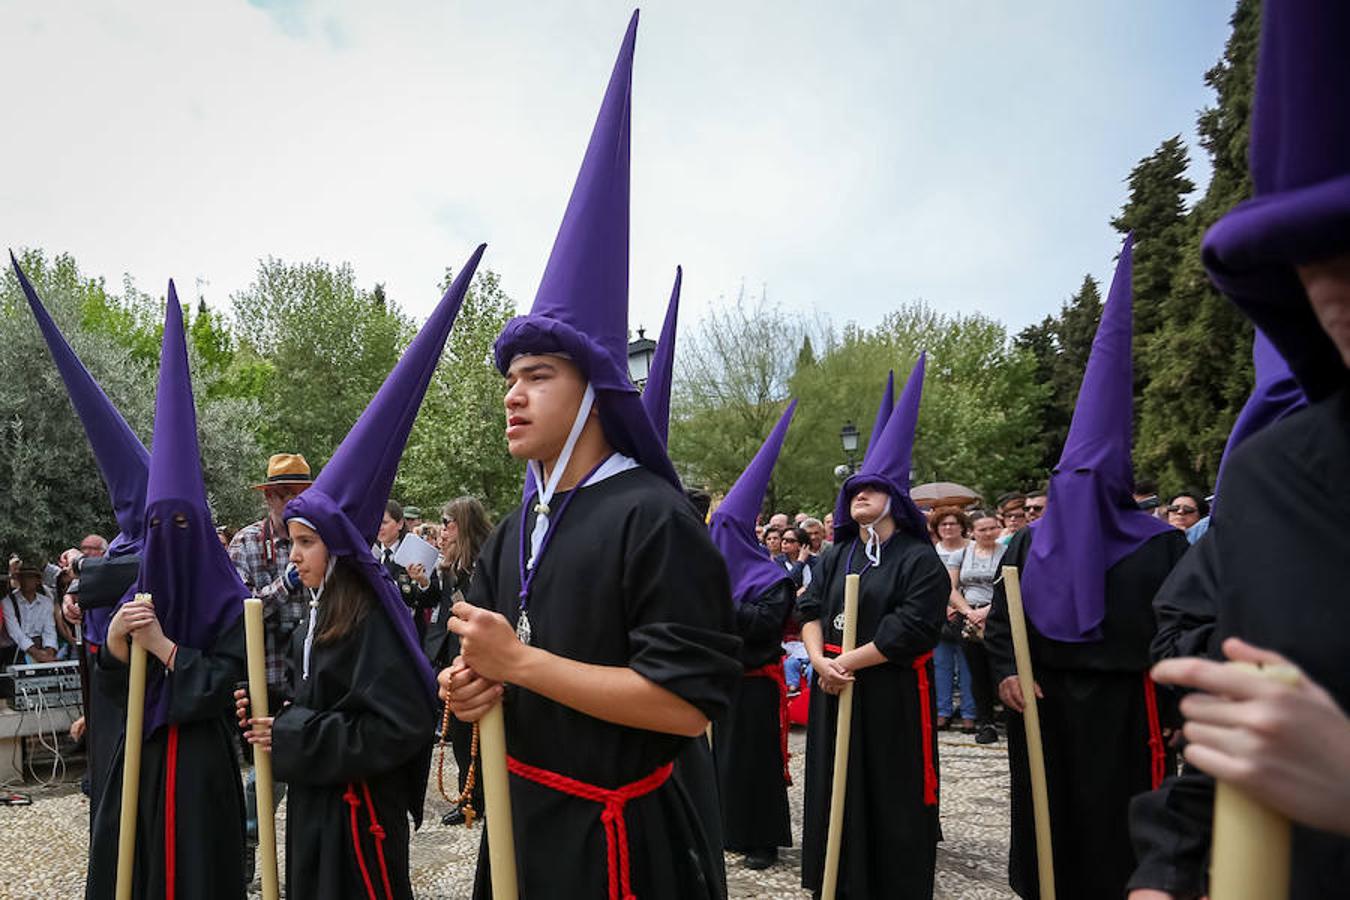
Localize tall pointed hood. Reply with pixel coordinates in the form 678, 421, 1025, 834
1213, 329, 1307, 502
11, 253, 150, 644
833, 353, 928, 543
641, 266, 682, 445
135, 282, 249, 736
1201, 0, 1350, 400
492, 11, 679, 489
286, 244, 485, 701
709, 401, 796, 605
862, 369, 895, 466
1021, 235, 1172, 642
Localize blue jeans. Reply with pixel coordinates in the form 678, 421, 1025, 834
782, 641, 813, 691
934, 639, 976, 720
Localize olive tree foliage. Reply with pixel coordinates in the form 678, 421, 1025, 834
395, 267, 522, 519
0, 249, 260, 558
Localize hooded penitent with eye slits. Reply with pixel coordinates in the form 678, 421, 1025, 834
85, 282, 250, 900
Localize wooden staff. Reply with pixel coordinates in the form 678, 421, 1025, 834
242, 598, 279, 900
1001, 566, 1055, 900
478, 702, 518, 900
821, 572, 860, 900
115, 593, 152, 900
1209, 662, 1299, 900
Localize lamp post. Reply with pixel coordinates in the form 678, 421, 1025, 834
840, 421, 860, 474
627, 327, 656, 389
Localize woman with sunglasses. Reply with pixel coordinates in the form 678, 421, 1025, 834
1165, 492, 1209, 532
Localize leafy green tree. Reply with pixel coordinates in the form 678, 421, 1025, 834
229, 258, 412, 472
395, 267, 522, 518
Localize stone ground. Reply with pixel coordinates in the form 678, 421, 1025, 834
0, 727, 1014, 899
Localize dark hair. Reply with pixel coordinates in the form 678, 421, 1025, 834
782, 526, 809, 545
1168, 491, 1210, 518
384, 499, 406, 538
762, 524, 783, 540
1133, 476, 1158, 496
1026, 486, 1048, 501
969, 509, 1001, 528
928, 506, 971, 539
315, 557, 375, 645
684, 488, 711, 521
996, 492, 1026, 512
442, 497, 492, 575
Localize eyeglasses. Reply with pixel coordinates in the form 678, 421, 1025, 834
937, 521, 961, 527
782, 537, 800, 544
441, 517, 455, 525
1167, 505, 1198, 515
1024, 504, 1045, 514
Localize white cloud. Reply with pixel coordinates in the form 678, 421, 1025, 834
1, 0, 1232, 337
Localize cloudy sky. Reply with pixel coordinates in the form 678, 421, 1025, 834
3, 1, 1233, 337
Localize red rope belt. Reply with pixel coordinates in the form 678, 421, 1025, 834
1143, 673, 1166, 790
744, 661, 792, 785
165, 724, 179, 900
507, 755, 674, 900
343, 781, 394, 900
823, 644, 938, 806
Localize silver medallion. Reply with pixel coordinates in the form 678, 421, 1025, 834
516, 610, 532, 645
833, 612, 846, 632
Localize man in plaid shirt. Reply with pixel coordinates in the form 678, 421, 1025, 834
228, 453, 314, 700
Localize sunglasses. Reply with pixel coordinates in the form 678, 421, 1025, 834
1167, 505, 1198, 515
442, 517, 455, 526
782, 537, 800, 543
1025, 504, 1045, 514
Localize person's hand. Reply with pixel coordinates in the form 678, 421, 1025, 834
407, 563, 430, 589
69, 716, 86, 742
946, 606, 961, 622
62, 594, 83, 625
440, 657, 504, 723
967, 606, 990, 627
448, 602, 528, 683
120, 599, 171, 660
1152, 637, 1350, 837
234, 688, 273, 751
29, 646, 56, 663
797, 545, 812, 563
998, 675, 1043, 713
814, 657, 854, 695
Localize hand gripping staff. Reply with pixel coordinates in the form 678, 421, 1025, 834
114, 593, 153, 900
243, 598, 279, 900
1002, 566, 1056, 900
1209, 662, 1299, 900
820, 573, 860, 900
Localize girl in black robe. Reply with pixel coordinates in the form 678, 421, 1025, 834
798, 507, 949, 898
244, 551, 436, 900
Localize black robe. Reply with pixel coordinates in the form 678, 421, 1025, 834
271, 592, 437, 900
714, 579, 794, 853
1128, 384, 1350, 900
984, 526, 1189, 900
86, 618, 248, 900
468, 466, 742, 900
798, 532, 948, 899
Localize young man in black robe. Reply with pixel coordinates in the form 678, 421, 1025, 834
983, 237, 1188, 900
1127, 3, 1350, 896
440, 14, 742, 898
709, 402, 798, 870
798, 353, 949, 899
85, 285, 248, 899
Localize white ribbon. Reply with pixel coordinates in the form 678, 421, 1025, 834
861, 498, 892, 567
527, 384, 596, 571
301, 556, 337, 681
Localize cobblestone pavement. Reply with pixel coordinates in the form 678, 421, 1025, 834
0, 728, 1014, 899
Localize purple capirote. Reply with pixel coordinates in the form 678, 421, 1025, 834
492, 11, 680, 490
1201, 0, 1350, 401
133, 282, 250, 736
832, 352, 929, 543
285, 244, 486, 703
709, 400, 797, 606
11, 252, 149, 645
1020, 234, 1173, 643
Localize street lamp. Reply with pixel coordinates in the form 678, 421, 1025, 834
837, 420, 861, 478
627, 327, 656, 388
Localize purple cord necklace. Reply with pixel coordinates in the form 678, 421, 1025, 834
514, 456, 610, 645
